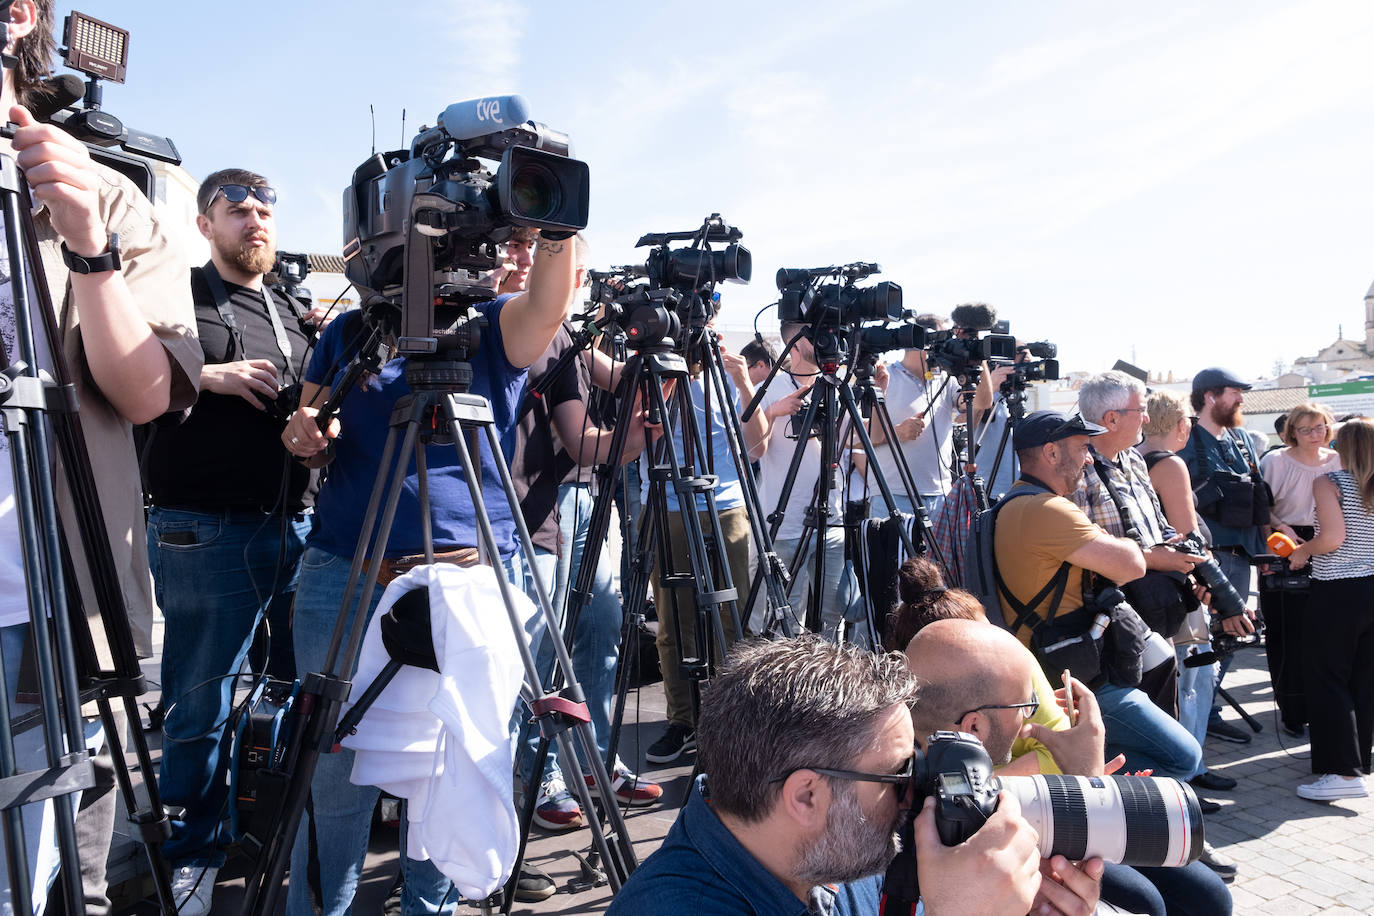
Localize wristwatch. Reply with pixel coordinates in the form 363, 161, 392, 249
61, 233, 121, 274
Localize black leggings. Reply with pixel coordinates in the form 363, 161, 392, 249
1303, 574, 1374, 776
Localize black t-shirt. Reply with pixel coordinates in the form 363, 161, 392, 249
512, 324, 582, 553
144, 267, 317, 512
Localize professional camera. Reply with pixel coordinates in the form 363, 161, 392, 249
918, 302, 1018, 378
878, 731, 1203, 913
776, 262, 902, 325
1253, 552, 1310, 591
1174, 533, 1248, 618
591, 214, 750, 352
341, 95, 588, 357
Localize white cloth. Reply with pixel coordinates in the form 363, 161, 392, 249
342, 563, 535, 900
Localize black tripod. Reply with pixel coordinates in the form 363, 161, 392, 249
0, 154, 176, 912
236, 322, 636, 915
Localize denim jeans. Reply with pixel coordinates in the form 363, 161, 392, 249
149, 506, 311, 868
519, 483, 623, 785
1095, 681, 1202, 779
775, 527, 860, 640
286, 546, 526, 916
1175, 645, 1215, 780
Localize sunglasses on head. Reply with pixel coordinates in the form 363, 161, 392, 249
205, 184, 277, 213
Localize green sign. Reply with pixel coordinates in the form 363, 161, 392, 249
1309, 378, 1374, 415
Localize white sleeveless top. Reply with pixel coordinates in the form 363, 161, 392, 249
1312, 470, 1374, 581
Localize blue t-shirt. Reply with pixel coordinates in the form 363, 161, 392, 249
641, 374, 746, 514
303, 297, 527, 558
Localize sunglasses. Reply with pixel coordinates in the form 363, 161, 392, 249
770, 754, 917, 802
205, 184, 277, 213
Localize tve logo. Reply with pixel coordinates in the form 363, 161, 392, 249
476, 98, 502, 123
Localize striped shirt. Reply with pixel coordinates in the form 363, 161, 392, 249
1312, 470, 1374, 581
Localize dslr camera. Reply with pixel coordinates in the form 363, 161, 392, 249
1173, 533, 1248, 618
878, 731, 1203, 914
341, 95, 588, 357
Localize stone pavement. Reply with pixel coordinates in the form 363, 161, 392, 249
113, 637, 1372, 914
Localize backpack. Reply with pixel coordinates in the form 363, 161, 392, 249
962, 482, 1054, 627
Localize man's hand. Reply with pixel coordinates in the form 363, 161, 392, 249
1020, 675, 1113, 777
282, 406, 340, 462
202, 359, 280, 409
989, 364, 1016, 390
895, 414, 926, 441
9, 106, 106, 256
764, 384, 809, 420
1030, 855, 1104, 916
916, 793, 1041, 916
718, 344, 751, 386
1218, 607, 1256, 636
874, 361, 890, 391
1143, 543, 1204, 573
302, 304, 339, 332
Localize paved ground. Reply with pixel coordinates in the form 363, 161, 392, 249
110, 638, 1372, 914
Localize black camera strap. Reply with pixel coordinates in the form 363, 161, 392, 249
202, 261, 296, 381
1090, 451, 1146, 547
986, 478, 1072, 635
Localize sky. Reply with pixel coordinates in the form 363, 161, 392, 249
69, 0, 1374, 383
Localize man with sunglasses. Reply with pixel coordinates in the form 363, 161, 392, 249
143, 168, 318, 915
608, 635, 1048, 916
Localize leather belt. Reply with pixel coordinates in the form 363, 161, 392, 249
376, 546, 488, 586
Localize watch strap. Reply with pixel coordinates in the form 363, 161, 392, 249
62, 233, 121, 274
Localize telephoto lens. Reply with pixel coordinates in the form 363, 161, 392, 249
1000, 774, 1204, 867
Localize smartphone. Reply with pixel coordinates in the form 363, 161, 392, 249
1062, 669, 1077, 727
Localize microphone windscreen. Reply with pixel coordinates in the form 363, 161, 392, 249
950, 302, 997, 332
29, 74, 85, 122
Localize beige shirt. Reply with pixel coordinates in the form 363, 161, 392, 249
36, 165, 201, 665
1260, 448, 1341, 528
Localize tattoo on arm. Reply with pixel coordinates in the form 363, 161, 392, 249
536, 240, 565, 255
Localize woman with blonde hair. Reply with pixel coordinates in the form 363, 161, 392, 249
1288, 418, 1374, 801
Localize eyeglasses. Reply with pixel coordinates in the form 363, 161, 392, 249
956, 693, 1039, 723
204, 184, 277, 213
769, 754, 916, 802
1294, 424, 1328, 437
1111, 406, 1147, 416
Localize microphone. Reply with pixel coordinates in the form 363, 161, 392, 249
950, 302, 997, 332
437, 95, 532, 142
28, 74, 84, 122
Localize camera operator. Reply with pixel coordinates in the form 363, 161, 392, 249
280, 227, 580, 916
992, 411, 1203, 780
0, 2, 201, 911
739, 336, 777, 386
142, 168, 315, 915
747, 318, 861, 639
969, 345, 1030, 502
608, 635, 1047, 916
1176, 368, 1260, 745
903, 620, 1229, 916
867, 311, 996, 517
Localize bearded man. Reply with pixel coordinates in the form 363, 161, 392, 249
143, 169, 317, 915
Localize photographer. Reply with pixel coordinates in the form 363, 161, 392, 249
0, 3, 201, 913
991, 411, 1202, 780
280, 229, 578, 916
608, 635, 1048, 916
867, 311, 996, 517
748, 318, 860, 639
143, 168, 315, 915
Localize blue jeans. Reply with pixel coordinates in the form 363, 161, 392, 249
1176, 645, 1215, 779
1095, 681, 1202, 779
149, 506, 311, 868
776, 527, 860, 640
286, 546, 526, 916
1100, 860, 1232, 916
1210, 549, 1253, 720
520, 483, 623, 785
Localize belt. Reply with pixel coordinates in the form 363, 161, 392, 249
376, 546, 489, 587
157, 504, 313, 523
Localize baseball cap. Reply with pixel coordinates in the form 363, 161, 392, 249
1191, 367, 1252, 394
1013, 411, 1107, 451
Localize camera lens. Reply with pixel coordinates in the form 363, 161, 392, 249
509, 162, 562, 222
999, 774, 1203, 867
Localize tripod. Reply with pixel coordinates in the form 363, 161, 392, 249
237, 329, 636, 915
0, 155, 176, 912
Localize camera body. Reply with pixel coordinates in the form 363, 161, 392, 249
925, 328, 1017, 377
341, 96, 588, 356
1253, 552, 1311, 592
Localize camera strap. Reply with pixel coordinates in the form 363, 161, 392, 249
985, 480, 1072, 634
1090, 451, 1147, 547
202, 261, 295, 376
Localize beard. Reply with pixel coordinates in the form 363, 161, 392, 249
981, 715, 1018, 767
219, 235, 276, 276
794, 783, 902, 888
1211, 401, 1243, 429
1056, 449, 1086, 492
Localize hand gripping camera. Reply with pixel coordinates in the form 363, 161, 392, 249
878, 731, 1204, 915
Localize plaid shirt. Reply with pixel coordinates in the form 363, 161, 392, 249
1070, 445, 1175, 546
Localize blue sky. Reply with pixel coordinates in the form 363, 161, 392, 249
75, 0, 1374, 381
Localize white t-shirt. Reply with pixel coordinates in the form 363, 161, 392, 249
756, 374, 844, 542
870, 361, 959, 502
0, 221, 52, 628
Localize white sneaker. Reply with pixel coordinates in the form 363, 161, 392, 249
1297, 773, 1368, 801
170, 864, 218, 916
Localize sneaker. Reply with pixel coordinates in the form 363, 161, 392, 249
1297, 773, 1369, 801
586, 760, 664, 807
1206, 719, 1252, 744
1198, 842, 1237, 881
514, 862, 556, 902
533, 774, 584, 830
645, 724, 695, 764
170, 864, 218, 916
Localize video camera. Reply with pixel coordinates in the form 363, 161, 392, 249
922, 303, 1017, 379
341, 95, 588, 357
879, 731, 1203, 914
775, 262, 905, 366
589, 214, 750, 352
